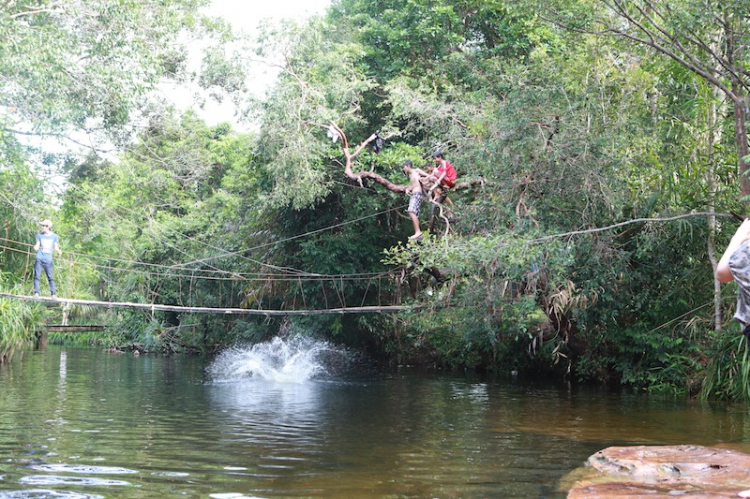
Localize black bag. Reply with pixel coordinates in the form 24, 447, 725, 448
373, 132, 384, 154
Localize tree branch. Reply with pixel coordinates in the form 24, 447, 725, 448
544, 0, 745, 102
10, 7, 58, 18
4, 127, 114, 155
331, 123, 485, 197
533, 212, 735, 242
604, 0, 746, 95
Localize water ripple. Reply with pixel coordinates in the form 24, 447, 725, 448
19, 476, 131, 486
209, 494, 265, 499
149, 471, 190, 477
0, 490, 104, 499
28, 465, 138, 475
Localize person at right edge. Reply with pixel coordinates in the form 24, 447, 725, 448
716, 217, 750, 338
33, 219, 62, 298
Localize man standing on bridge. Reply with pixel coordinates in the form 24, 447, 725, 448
33, 219, 62, 298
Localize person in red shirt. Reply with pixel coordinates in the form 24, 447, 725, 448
428, 151, 456, 207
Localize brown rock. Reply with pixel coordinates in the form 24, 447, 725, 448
567, 445, 750, 498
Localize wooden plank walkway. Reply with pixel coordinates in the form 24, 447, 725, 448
0, 292, 412, 316
45, 325, 105, 332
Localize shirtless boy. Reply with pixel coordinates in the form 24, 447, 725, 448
403, 160, 429, 240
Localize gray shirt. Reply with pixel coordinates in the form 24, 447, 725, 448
729, 240, 750, 324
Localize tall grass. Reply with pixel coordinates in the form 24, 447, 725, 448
699, 328, 750, 402
0, 293, 46, 363
47, 330, 116, 347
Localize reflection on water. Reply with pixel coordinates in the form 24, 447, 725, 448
1, 340, 750, 498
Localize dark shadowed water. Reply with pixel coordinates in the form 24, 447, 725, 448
2, 338, 750, 499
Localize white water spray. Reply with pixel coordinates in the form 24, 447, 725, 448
208, 336, 346, 383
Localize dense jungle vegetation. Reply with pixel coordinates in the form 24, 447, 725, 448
2, 0, 750, 400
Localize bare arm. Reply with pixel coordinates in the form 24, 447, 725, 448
716, 219, 750, 282
431, 162, 447, 187
412, 168, 438, 192
429, 170, 447, 193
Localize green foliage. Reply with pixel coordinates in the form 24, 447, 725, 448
5, 0, 748, 400
0, 0, 218, 139
701, 329, 750, 403
47, 330, 112, 348
225, 319, 277, 345
0, 284, 46, 363
252, 19, 379, 210
330, 0, 543, 78
611, 326, 700, 394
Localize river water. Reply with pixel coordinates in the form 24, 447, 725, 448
1, 337, 750, 499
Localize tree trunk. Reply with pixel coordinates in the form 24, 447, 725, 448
733, 88, 750, 201
708, 86, 723, 331
709, 199, 722, 333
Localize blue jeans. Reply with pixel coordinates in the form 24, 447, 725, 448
34, 257, 55, 295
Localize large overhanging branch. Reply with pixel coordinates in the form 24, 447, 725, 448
331, 122, 409, 193
331, 121, 486, 194
331, 122, 456, 237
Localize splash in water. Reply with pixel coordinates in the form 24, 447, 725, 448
208, 336, 347, 383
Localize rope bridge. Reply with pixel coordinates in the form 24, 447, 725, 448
0, 292, 413, 316
2, 212, 726, 317
0, 235, 408, 314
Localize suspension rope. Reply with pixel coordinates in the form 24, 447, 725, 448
0, 239, 396, 282
4, 211, 732, 284
176, 203, 410, 269
62, 182, 408, 276
62, 182, 310, 276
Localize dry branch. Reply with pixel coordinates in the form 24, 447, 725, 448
332, 122, 409, 193
332, 121, 485, 194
